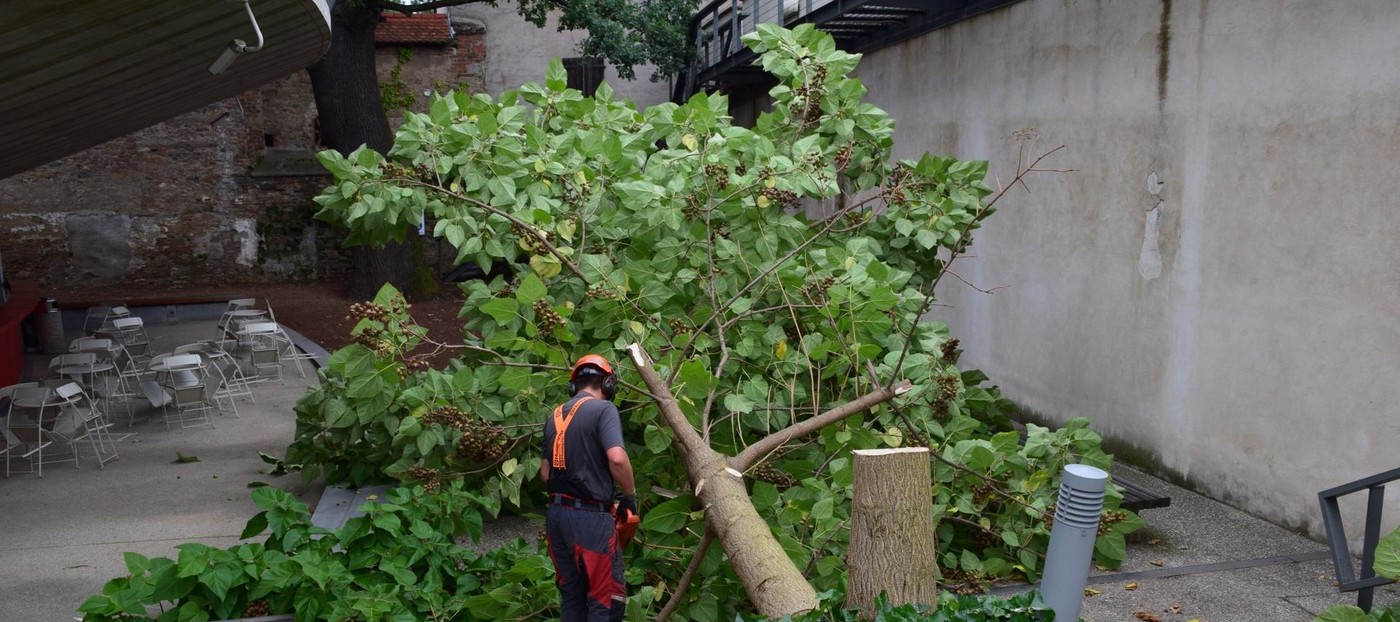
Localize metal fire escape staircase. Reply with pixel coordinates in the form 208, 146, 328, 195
674, 0, 1023, 102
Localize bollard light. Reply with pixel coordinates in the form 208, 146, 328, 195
1038, 463, 1109, 622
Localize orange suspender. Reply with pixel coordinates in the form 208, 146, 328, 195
550, 396, 594, 469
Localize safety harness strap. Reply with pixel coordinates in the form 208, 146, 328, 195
551, 396, 594, 469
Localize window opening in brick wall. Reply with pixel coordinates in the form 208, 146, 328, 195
563, 57, 605, 97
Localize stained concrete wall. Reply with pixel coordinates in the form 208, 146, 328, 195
447, 4, 674, 107
854, 0, 1400, 538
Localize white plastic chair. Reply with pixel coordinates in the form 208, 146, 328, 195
265, 303, 317, 378
53, 383, 116, 468
5, 386, 72, 476
112, 316, 151, 347
168, 379, 217, 432
242, 323, 285, 385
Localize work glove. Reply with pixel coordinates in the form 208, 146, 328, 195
616, 493, 638, 522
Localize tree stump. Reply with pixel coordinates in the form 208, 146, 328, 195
846, 447, 938, 616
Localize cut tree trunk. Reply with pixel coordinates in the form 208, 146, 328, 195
846, 447, 939, 616
626, 343, 912, 619
308, 2, 436, 300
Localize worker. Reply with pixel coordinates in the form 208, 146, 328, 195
540, 354, 638, 622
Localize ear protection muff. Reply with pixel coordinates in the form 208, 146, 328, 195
568, 366, 617, 400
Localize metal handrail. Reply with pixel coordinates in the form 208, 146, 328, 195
1318, 466, 1400, 612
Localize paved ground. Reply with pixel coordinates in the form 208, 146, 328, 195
999, 464, 1399, 621
0, 321, 324, 621
3, 319, 1394, 621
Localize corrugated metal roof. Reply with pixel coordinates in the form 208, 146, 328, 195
0, 0, 332, 180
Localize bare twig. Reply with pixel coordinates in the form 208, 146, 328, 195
946, 270, 1009, 295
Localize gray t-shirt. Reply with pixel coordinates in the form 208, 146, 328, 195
542, 394, 624, 504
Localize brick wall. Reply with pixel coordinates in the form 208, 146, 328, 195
0, 22, 492, 292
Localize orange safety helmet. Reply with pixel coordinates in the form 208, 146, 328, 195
569, 354, 616, 399
570, 354, 614, 379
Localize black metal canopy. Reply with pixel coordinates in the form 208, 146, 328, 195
674, 0, 1025, 103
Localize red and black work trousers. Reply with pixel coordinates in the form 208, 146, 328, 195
546, 501, 626, 622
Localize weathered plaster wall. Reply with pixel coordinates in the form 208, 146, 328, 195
855, 0, 1400, 538
447, 4, 674, 106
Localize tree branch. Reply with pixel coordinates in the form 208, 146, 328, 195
655, 529, 715, 622
731, 380, 912, 472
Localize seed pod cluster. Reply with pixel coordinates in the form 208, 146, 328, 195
585, 284, 620, 301
423, 406, 471, 429
397, 358, 430, 378
793, 62, 829, 128
533, 299, 563, 332
511, 222, 553, 255
667, 318, 692, 334
243, 599, 271, 618
972, 526, 1000, 550
561, 181, 586, 209
905, 431, 930, 448
495, 276, 521, 298
750, 462, 798, 488
940, 338, 961, 364
352, 326, 395, 358
1097, 509, 1127, 535
682, 195, 704, 219
427, 407, 510, 463
833, 143, 854, 171
456, 419, 510, 464
349, 300, 398, 323
703, 163, 729, 187
379, 161, 435, 184
936, 373, 960, 402
405, 466, 443, 493
801, 275, 837, 305
759, 185, 799, 208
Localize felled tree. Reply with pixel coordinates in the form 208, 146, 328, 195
306, 24, 1087, 617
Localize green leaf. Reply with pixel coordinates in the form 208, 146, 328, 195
530, 253, 563, 279
642, 496, 695, 534
1375, 527, 1400, 580
545, 58, 567, 91
644, 424, 672, 454
480, 297, 519, 324
690, 592, 718, 622
515, 273, 548, 304
122, 551, 150, 575
722, 393, 755, 414
1094, 531, 1126, 566
173, 452, 200, 464
240, 511, 269, 539
1314, 606, 1370, 622
810, 497, 834, 522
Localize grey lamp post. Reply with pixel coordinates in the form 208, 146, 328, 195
1038, 464, 1109, 622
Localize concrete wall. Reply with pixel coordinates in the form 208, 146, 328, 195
447, 4, 674, 106
854, 0, 1400, 538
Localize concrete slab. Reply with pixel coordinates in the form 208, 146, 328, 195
0, 319, 321, 621
999, 464, 1400, 621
